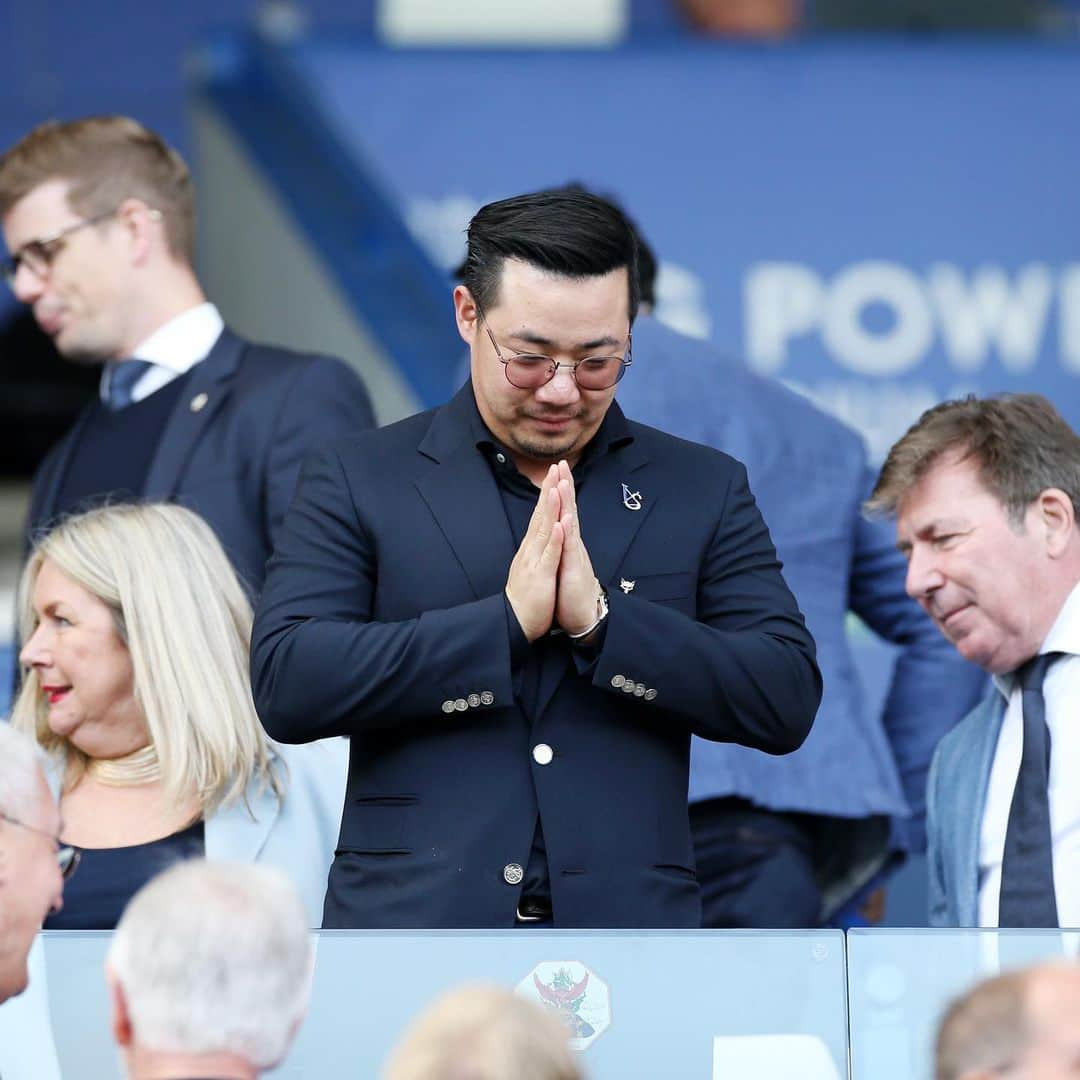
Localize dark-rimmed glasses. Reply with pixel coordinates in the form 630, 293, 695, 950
2, 209, 118, 289
475, 301, 632, 391
0, 811, 81, 880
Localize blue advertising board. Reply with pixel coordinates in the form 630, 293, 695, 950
282, 37, 1080, 458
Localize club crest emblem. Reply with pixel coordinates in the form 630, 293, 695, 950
517, 961, 611, 1051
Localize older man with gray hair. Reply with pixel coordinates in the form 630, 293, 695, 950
0, 723, 68, 1004
106, 859, 313, 1080
869, 394, 1080, 927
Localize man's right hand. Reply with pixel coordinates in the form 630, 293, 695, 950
505, 464, 564, 642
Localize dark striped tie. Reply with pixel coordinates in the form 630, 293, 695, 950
998, 652, 1061, 928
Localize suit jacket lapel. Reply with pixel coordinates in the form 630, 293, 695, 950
143, 329, 242, 500
414, 387, 516, 601
531, 427, 653, 723
575, 435, 654, 591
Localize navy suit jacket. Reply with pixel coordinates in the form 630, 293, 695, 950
25, 328, 374, 595
251, 384, 821, 929
616, 318, 987, 907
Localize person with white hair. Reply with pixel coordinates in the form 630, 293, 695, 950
10, 501, 346, 928
107, 859, 313, 1079
0, 723, 71, 1003
382, 984, 583, 1080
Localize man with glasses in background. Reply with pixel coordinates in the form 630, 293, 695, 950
0, 116, 374, 598
253, 188, 821, 929
0, 724, 72, 1006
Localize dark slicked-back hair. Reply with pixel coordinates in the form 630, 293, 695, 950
867, 393, 1080, 526
633, 219, 657, 309
461, 189, 640, 319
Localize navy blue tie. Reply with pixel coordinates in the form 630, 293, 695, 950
104, 359, 154, 411
998, 652, 1061, 928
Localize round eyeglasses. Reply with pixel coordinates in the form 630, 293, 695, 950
476, 305, 632, 391
1, 209, 118, 290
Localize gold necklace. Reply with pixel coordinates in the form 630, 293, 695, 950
87, 744, 162, 787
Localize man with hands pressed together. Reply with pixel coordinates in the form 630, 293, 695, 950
506, 460, 606, 647
252, 188, 821, 928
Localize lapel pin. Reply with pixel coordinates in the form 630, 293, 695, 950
189, 392, 209, 413
621, 483, 642, 511
620, 578, 636, 594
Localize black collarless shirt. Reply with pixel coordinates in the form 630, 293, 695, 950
462, 390, 633, 906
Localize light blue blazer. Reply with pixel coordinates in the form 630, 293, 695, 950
926, 691, 1004, 927
43, 737, 347, 926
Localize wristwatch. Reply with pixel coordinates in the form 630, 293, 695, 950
567, 581, 609, 641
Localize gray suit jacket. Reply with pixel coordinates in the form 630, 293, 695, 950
926, 690, 1004, 926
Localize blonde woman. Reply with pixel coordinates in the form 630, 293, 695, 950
11, 502, 346, 928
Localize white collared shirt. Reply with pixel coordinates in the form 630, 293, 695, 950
99, 302, 225, 404
977, 580, 1080, 926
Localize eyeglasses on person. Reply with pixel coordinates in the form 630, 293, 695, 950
0, 811, 81, 880
1, 208, 120, 289
474, 300, 632, 391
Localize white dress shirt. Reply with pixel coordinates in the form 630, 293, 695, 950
99, 302, 225, 404
978, 581, 1080, 926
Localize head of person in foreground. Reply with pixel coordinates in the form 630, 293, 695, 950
935, 961, 1080, 1080
382, 983, 584, 1080
106, 859, 313, 1080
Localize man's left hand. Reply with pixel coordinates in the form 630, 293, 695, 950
554, 460, 602, 636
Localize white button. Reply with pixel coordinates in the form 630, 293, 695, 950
633, 684, 646, 697
621, 680, 636, 693
503, 863, 524, 885
611, 674, 626, 688
441, 700, 455, 714
189, 392, 209, 413
644, 688, 658, 701
532, 743, 554, 766
454, 698, 468, 711
496, 452, 506, 464
480, 690, 495, 705
467, 693, 481, 708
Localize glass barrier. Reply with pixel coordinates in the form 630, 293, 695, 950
847, 928, 1080, 1080
9, 926, 1080, 1079
0, 930, 849, 1079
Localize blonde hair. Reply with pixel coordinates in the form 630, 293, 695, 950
934, 968, 1032, 1080
383, 984, 583, 1080
0, 116, 195, 263
11, 503, 282, 812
